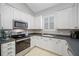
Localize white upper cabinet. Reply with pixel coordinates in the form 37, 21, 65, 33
27, 14, 34, 29
0, 4, 1, 29
0, 4, 14, 29
14, 8, 34, 29
33, 16, 42, 29
55, 5, 77, 29
14, 8, 22, 21
14, 8, 27, 22
77, 4, 79, 28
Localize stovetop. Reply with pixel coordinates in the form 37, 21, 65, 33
11, 34, 30, 40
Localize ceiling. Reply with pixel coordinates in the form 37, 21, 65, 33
26, 3, 58, 13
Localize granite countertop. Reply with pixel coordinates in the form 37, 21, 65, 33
29, 33, 79, 56
51, 35, 79, 56
0, 38, 15, 44
43, 35, 79, 56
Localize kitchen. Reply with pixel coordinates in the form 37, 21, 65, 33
0, 3, 79, 56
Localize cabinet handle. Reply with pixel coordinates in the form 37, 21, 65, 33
8, 47, 12, 50
7, 43, 12, 46
8, 51, 12, 55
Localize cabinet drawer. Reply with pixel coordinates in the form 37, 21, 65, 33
6, 41, 15, 46
1, 41, 15, 56
1, 41, 15, 48
1, 48, 15, 56
1, 47, 15, 53
7, 50, 15, 56
7, 46, 15, 51
1, 44, 15, 51
1, 52, 8, 56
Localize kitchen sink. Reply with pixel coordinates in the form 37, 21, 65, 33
42, 34, 55, 37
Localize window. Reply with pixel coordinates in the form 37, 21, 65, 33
49, 16, 54, 29
43, 16, 54, 29
44, 17, 49, 29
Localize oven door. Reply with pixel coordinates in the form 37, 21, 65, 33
16, 38, 30, 54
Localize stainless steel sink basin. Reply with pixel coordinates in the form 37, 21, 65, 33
42, 35, 55, 37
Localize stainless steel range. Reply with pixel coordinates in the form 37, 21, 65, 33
11, 30, 30, 54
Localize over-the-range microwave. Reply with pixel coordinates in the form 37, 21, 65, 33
13, 20, 28, 29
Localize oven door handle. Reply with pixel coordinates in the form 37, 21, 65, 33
16, 37, 30, 42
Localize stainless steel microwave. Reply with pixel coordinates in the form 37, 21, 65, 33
13, 20, 28, 29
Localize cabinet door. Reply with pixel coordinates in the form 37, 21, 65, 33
55, 7, 77, 29
48, 38, 59, 52
31, 36, 36, 47
1, 4, 14, 29
14, 8, 21, 21
33, 16, 42, 29
56, 40, 68, 55
21, 12, 27, 22
27, 14, 34, 29
78, 4, 79, 28
14, 8, 25, 21
1, 41, 15, 56
31, 36, 40, 47
47, 38, 68, 55
40, 37, 49, 49
0, 14, 1, 29
0, 4, 1, 29
31, 36, 49, 49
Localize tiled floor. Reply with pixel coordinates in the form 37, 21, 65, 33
25, 47, 58, 56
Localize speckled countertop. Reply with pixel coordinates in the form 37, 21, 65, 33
0, 38, 15, 44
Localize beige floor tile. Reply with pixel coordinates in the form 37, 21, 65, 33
25, 47, 58, 56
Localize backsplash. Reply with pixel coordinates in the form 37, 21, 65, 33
42, 29, 70, 36
27, 29, 71, 36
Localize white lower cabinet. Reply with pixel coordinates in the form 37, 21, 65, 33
31, 36, 42, 47
31, 36, 37, 47
31, 36, 73, 56
1, 41, 15, 56
51, 39, 68, 55
40, 37, 68, 55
